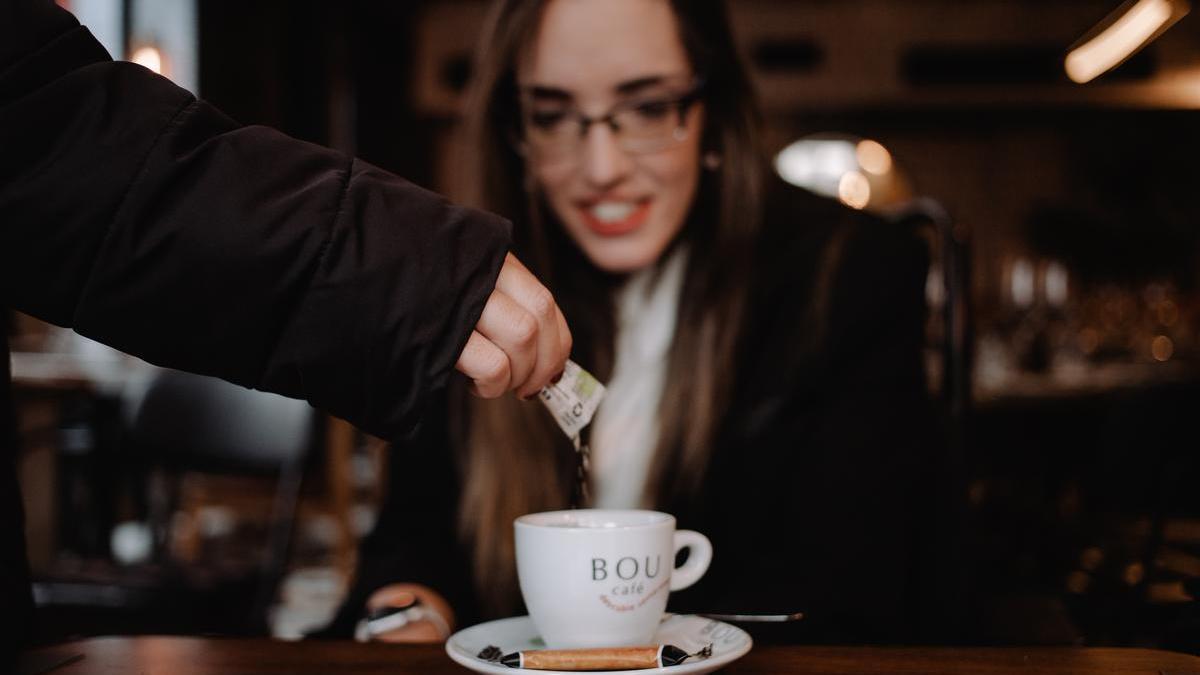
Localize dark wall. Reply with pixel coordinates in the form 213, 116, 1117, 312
198, 1, 438, 187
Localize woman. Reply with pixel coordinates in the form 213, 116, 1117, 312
324, 0, 952, 644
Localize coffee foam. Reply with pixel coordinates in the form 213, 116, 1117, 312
519, 509, 671, 530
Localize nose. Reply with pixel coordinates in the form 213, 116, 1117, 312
579, 122, 632, 190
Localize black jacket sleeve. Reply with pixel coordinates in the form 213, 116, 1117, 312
0, 3, 510, 442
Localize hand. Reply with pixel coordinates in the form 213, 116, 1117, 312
362, 584, 456, 643
456, 253, 571, 399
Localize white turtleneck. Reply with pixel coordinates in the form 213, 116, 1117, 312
589, 248, 686, 509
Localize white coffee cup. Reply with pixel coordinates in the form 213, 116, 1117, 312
514, 509, 713, 648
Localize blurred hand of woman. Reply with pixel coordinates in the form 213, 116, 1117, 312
456, 253, 572, 399
363, 583, 456, 643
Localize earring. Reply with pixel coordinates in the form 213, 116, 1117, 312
702, 151, 722, 171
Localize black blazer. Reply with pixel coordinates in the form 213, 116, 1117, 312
327, 183, 960, 644
1, 0, 510, 656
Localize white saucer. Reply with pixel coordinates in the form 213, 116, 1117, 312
445, 614, 752, 674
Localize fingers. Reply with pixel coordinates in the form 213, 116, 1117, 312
494, 253, 571, 398
554, 303, 572, 375
456, 253, 572, 399
364, 584, 456, 644
372, 621, 444, 644
456, 330, 510, 399
475, 289, 538, 393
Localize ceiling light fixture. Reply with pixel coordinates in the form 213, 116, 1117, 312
1065, 0, 1189, 84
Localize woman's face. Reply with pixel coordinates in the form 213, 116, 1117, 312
516, 0, 704, 274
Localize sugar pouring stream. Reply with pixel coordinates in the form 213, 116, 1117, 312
538, 360, 605, 508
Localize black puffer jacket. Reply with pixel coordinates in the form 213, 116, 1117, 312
1, 0, 510, 658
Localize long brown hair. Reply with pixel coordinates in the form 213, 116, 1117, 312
454, 0, 766, 616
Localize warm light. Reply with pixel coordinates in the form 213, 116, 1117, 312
1066, 570, 1091, 594
1080, 547, 1104, 571
855, 139, 893, 175
1123, 562, 1146, 586
837, 171, 871, 210
1151, 334, 1174, 361
1148, 581, 1192, 603
925, 267, 945, 309
1065, 0, 1180, 84
775, 134, 912, 210
774, 138, 858, 198
1045, 261, 1069, 307
131, 45, 164, 75
1010, 258, 1035, 309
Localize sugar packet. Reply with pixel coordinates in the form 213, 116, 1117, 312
538, 359, 605, 507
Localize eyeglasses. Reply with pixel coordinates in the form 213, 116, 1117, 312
517, 81, 704, 161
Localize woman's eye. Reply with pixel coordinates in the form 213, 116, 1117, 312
630, 100, 673, 120
529, 111, 569, 131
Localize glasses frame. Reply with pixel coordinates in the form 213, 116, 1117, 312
513, 78, 706, 161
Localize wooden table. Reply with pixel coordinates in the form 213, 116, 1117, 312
21, 637, 1200, 674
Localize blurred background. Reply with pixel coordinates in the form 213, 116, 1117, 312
8, 0, 1200, 652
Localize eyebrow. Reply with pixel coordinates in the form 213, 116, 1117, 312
615, 75, 673, 95
521, 74, 687, 102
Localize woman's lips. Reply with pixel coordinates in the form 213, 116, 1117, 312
578, 200, 652, 237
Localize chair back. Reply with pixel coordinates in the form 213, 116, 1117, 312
887, 197, 975, 641
129, 369, 316, 634
887, 197, 973, 435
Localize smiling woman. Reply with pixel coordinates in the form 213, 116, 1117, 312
516, 75, 705, 245
322, 0, 955, 646
513, 0, 706, 273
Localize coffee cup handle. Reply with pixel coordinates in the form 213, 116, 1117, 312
670, 530, 712, 591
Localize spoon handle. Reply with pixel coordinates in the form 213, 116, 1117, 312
698, 611, 805, 623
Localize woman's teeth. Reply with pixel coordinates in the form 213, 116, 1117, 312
590, 201, 637, 222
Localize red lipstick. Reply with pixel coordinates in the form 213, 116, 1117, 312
578, 200, 652, 237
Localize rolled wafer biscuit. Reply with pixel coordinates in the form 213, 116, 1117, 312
477, 643, 711, 670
